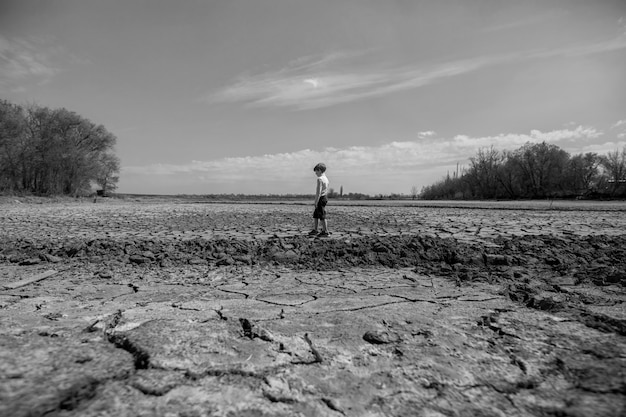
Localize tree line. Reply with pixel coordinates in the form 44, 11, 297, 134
0, 99, 120, 196
420, 141, 626, 200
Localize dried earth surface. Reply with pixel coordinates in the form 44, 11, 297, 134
1, 197, 625, 417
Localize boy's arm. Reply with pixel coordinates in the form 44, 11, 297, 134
314, 178, 321, 205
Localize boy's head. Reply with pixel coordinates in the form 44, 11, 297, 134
313, 162, 326, 174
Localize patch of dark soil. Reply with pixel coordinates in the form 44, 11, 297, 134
3, 234, 625, 277
57, 376, 102, 411
504, 282, 626, 335
578, 311, 626, 336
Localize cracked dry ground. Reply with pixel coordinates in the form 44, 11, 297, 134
1, 200, 625, 417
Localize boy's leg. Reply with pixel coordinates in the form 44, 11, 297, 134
309, 214, 319, 235
316, 197, 328, 235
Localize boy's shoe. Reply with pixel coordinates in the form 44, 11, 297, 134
307, 230, 319, 236
317, 231, 330, 238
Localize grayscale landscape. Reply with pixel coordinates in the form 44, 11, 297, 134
2, 2, 625, 416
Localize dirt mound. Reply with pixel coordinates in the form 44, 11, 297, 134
3, 233, 625, 282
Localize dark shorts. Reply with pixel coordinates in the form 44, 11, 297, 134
313, 196, 328, 220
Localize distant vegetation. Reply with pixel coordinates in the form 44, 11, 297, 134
0, 99, 120, 196
420, 142, 626, 200
4, 96, 623, 202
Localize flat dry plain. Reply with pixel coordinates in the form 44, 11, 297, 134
1, 197, 625, 417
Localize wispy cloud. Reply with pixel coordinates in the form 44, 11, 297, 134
611, 119, 626, 141
221, 15, 626, 113
418, 131, 436, 138
534, 36, 626, 58
612, 119, 626, 129
207, 53, 496, 110
0, 35, 65, 92
121, 126, 611, 194
483, 12, 565, 33
208, 28, 626, 111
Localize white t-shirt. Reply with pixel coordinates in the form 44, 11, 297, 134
317, 174, 329, 197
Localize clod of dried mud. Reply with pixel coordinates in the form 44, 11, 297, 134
1, 200, 625, 417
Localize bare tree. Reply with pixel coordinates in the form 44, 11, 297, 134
565, 153, 600, 195
600, 147, 626, 196
467, 146, 503, 198
94, 152, 121, 195
0, 100, 27, 192
509, 142, 570, 198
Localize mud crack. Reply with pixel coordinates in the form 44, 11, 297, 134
303, 333, 323, 364
106, 333, 151, 370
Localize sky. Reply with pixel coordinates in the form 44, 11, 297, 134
1, 0, 625, 196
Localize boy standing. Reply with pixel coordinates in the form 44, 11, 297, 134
309, 162, 330, 238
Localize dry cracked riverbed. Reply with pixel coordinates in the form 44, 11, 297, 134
1, 198, 625, 416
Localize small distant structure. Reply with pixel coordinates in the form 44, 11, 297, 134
93, 189, 112, 203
